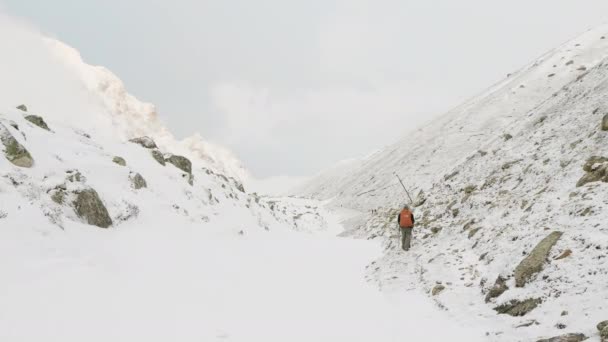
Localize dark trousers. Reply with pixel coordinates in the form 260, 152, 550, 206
401, 228, 412, 251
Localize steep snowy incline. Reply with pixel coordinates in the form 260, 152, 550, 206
318, 27, 608, 342
293, 25, 608, 212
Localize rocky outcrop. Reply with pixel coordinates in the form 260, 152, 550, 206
112, 156, 126, 166
494, 298, 542, 316
24, 115, 50, 131
151, 149, 165, 166
129, 136, 157, 149
73, 189, 112, 228
166, 154, 192, 174
536, 333, 587, 342
0, 123, 34, 167
16, 104, 27, 112
514, 231, 562, 287
577, 156, 608, 187
129, 173, 147, 190
602, 114, 608, 131
166, 154, 193, 185
598, 321, 608, 342
485, 276, 508, 302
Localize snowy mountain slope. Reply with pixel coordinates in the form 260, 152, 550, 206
296, 26, 608, 341
293, 25, 608, 212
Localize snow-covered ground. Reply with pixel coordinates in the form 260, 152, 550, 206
0, 208, 485, 342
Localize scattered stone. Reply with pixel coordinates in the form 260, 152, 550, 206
151, 149, 166, 166
129, 173, 147, 190
565, 60, 574, 66
16, 104, 27, 112
431, 284, 446, 296
554, 249, 572, 260
112, 156, 126, 166
50, 189, 66, 204
166, 154, 192, 174
561, 311, 568, 316
598, 321, 608, 332
555, 323, 567, 330
66, 170, 85, 183
503, 133, 513, 141
0, 123, 34, 168
536, 333, 587, 342
494, 298, 542, 316
129, 136, 157, 149
431, 227, 442, 234
515, 319, 539, 328
485, 276, 509, 302
468, 227, 482, 239
514, 231, 563, 287
24, 115, 50, 131
603, 114, 608, 131
73, 188, 112, 228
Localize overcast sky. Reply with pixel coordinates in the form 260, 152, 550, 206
2, 0, 608, 178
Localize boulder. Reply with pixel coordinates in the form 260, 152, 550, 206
602, 114, 608, 131
598, 321, 608, 342
0, 123, 34, 168
130, 173, 147, 190
73, 189, 112, 228
485, 276, 508, 302
468, 227, 482, 239
151, 149, 166, 166
16, 104, 27, 112
494, 298, 542, 316
112, 156, 126, 166
514, 231, 562, 287
536, 333, 587, 342
129, 136, 157, 149
24, 115, 50, 131
166, 154, 192, 174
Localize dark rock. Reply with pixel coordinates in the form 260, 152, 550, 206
468, 227, 482, 239
577, 158, 608, 187
536, 333, 587, 342
602, 114, 608, 131
130, 173, 147, 190
582, 156, 608, 172
431, 284, 445, 296
151, 149, 165, 166
129, 136, 157, 149
0, 123, 34, 168
494, 298, 542, 316
485, 276, 508, 302
514, 231, 563, 287
16, 104, 27, 112
112, 156, 126, 166
166, 154, 192, 174
24, 115, 50, 131
73, 189, 112, 228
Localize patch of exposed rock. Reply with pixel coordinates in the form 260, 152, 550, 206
130, 173, 147, 190
129, 136, 157, 149
73, 188, 112, 228
24, 115, 50, 131
494, 298, 542, 316
514, 231, 562, 287
536, 333, 587, 342
0, 123, 33, 167
112, 156, 126, 166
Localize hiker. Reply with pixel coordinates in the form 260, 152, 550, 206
397, 205, 415, 251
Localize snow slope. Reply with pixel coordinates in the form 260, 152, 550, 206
296, 25, 608, 341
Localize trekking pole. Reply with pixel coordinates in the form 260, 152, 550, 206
394, 172, 414, 204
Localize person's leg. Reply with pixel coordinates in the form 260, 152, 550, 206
404, 229, 412, 251
401, 228, 407, 251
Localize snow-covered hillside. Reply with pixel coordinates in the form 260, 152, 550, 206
296, 25, 608, 341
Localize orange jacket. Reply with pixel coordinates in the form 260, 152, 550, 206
398, 209, 414, 228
